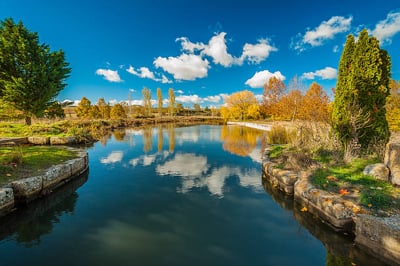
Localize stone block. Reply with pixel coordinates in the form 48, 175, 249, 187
11, 175, 43, 203
43, 163, 71, 189
355, 214, 400, 265
50, 136, 77, 145
363, 163, 390, 181
0, 188, 14, 217
384, 143, 400, 186
27, 137, 50, 145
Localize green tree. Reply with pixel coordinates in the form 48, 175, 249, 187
168, 88, 175, 116
43, 102, 65, 119
142, 87, 152, 117
332, 29, 391, 160
157, 87, 163, 117
0, 18, 71, 125
110, 103, 127, 119
75, 97, 92, 119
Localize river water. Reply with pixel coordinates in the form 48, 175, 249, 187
0, 125, 389, 265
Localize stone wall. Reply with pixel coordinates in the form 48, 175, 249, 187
0, 148, 88, 217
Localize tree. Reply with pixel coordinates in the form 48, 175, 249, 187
142, 87, 152, 117
193, 103, 201, 112
97, 98, 110, 119
89, 105, 101, 119
263, 76, 286, 118
0, 18, 71, 125
168, 88, 175, 116
157, 87, 163, 117
43, 102, 65, 119
386, 80, 400, 130
75, 97, 92, 119
332, 29, 391, 159
110, 103, 127, 119
299, 82, 330, 122
222, 90, 259, 121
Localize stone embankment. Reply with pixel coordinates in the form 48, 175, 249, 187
262, 144, 400, 265
0, 136, 79, 146
0, 147, 88, 217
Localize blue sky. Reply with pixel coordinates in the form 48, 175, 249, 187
1, 0, 400, 107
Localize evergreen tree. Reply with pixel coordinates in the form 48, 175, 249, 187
0, 18, 71, 125
332, 29, 391, 160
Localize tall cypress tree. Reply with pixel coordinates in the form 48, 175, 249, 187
332, 29, 391, 159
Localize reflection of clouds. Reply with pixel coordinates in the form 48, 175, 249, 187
176, 128, 200, 144
156, 153, 209, 177
248, 146, 262, 163
156, 153, 262, 197
100, 151, 123, 164
129, 151, 171, 168
125, 129, 143, 136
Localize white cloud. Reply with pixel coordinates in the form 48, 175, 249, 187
126, 66, 172, 84
176, 32, 277, 68
154, 54, 209, 81
245, 70, 286, 88
333, 45, 339, 53
176, 94, 204, 104
372, 11, 400, 45
301, 67, 338, 80
96, 69, 123, 82
202, 32, 235, 67
100, 151, 123, 164
204, 95, 221, 103
240, 39, 277, 64
293, 16, 352, 51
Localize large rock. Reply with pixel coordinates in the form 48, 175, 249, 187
363, 163, 390, 181
355, 214, 400, 265
262, 160, 298, 194
0, 188, 14, 217
384, 143, 400, 186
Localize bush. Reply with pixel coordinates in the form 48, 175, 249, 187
266, 125, 295, 144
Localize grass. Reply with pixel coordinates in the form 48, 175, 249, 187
0, 145, 78, 185
0, 122, 67, 137
311, 157, 400, 212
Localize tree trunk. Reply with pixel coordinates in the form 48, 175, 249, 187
25, 116, 32, 125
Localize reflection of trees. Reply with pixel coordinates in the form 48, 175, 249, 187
113, 129, 126, 142
168, 124, 175, 152
158, 126, 163, 153
143, 127, 153, 152
0, 171, 88, 247
221, 125, 263, 157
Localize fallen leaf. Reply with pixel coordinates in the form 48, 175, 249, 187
339, 188, 349, 196
326, 175, 338, 181
6, 173, 12, 177
300, 206, 308, 212
367, 203, 372, 207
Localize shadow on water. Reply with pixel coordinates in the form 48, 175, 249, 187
261, 174, 390, 266
0, 171, 89, 247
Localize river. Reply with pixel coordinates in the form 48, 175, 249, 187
0, 124, 389, 265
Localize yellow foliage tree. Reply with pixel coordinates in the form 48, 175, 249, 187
386, 80, 400, 131
263, 76, 286, 118
221, 90, 260, 121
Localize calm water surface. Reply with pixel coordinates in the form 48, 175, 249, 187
0, 125, 389, 265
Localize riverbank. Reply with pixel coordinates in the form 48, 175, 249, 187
0, 147, 88, 217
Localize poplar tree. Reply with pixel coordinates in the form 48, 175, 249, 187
142, 87, 152, 117
157, 87, 162, 117
332, 29, 391, 160
0, 18, 71, 125
168, 88, 175, 116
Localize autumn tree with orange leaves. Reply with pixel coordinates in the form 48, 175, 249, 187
262, 76, 286, 118
299, 82, 330, 122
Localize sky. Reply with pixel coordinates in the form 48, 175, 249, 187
1, 0, 400, 107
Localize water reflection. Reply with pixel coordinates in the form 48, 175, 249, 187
221, 125, 264, 157
100, 151, 123, 164
0, 171, 88, 247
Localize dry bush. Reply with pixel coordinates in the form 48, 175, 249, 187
266, 124, 297, 144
